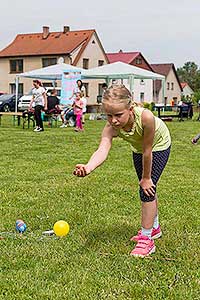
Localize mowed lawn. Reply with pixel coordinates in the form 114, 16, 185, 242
0, 115, 199, 300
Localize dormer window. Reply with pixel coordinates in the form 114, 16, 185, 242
135, 58, 142, 65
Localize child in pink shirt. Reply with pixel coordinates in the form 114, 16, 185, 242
73, 92, 84, 131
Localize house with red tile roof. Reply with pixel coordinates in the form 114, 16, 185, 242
107, 50, 154, 71
0, 26, 108, 104
151, 63, 182, 104
181, 82, 194, 99
106, 50, 155, 103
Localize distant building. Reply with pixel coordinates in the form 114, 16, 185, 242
151, 63, 182, 104
181, 82, 194, 100
106, 50, 155, 103
0, 26, 108, 104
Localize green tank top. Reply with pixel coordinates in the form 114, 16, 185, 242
118, 107, 171, 153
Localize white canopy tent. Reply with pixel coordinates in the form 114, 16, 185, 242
82, 61, 165, 80
15, 61, 165, 112
17, 63, 83, 80
15, 63, 83, 112
82, 61, 165, 103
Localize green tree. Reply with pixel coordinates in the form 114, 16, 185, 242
177, 61, 200, 91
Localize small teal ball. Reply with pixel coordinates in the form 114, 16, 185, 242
16, 219, 27, 233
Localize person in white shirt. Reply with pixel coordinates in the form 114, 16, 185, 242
29, 80, 47, 132
70, 80, 86, 100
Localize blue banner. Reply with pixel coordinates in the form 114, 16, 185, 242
60, 70, 81, 105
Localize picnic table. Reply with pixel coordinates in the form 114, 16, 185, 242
155, 104, 193, 121
0, 112, 23, 126
0, 111, 35, 129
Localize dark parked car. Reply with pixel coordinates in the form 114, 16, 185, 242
0, 94, 21, 112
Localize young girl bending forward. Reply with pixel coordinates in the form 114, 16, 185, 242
74, 85, 171, 258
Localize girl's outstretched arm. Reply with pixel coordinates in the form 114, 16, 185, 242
73, 123, 117, 177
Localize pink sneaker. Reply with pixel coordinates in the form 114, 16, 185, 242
130, 235, 156, 257
130, 226, 162, 242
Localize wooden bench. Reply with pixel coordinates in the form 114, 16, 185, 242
0, 112, 23, 126
0, 111, 59, 129
0, 111, 36, 129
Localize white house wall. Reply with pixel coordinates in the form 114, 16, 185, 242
122, 78, 153, 103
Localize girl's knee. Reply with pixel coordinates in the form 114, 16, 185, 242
139, 186, 157, 202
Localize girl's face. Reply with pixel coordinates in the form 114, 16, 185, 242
103, 101, 133, 129
76, 92, 81, 100
33, 82, 39, 88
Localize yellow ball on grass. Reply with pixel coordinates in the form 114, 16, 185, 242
53, 220, 70, 237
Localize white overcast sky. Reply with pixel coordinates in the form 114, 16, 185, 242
1, 0, 200, 67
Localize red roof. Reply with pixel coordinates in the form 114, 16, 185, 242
0, 29, 95, 57
106, 50, 153, 71
150, 63, 173, 76
151, 63, 182, 92
106, 51, 140, 64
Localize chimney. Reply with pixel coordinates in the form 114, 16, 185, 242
63, 26, 70, 33
42, 26, 49, 39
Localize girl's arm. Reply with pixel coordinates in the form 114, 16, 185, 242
29, 96, 35, 110
75, 101, 83, 109
140, 110, 156, 197
74, 123, 117, 177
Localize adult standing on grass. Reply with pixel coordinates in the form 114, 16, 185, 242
73, 84, 171, 258
29, 80, 47, 132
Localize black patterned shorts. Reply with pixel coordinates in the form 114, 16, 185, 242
132, 146, 171, 202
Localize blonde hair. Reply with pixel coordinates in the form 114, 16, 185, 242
102, 84, 134, 108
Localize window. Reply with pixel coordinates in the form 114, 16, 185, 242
171, 82, 174, 90
167, 82, 170, 90
98, 84, 104, 96
83, 83, 89, 97
140, 79, 145, 85
10, 83, 23, 95
135, 58, 142, 65
43, 82, 53, 88
140, 92, 144, 102
10, 59, 23, 73
98, 60, 104, 67
42, 58, 57, 68
83, 58, 89, 69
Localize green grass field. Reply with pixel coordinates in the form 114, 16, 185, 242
0, 115, 199, 300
